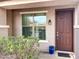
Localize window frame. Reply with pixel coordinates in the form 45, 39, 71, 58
21, 12, 47, 40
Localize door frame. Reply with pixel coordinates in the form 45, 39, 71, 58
55, 8, 74, 52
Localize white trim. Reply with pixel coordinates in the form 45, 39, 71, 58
74, 5, 78, 26
56, 50, 74, 54
0, 0, 53, 7
74, 25, 79, 28
39, 40, 48, 43
20, 11, 48, 14
0, 25, 9, 28
54, 5, 76, 9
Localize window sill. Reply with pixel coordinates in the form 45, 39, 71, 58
39, 40, 48, 43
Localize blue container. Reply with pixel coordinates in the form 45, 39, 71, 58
49, 46, 55, 54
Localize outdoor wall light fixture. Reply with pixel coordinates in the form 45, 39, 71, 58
48, 19, 52, 25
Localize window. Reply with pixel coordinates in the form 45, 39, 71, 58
22, 13, 46, 40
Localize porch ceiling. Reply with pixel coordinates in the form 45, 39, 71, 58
0, 0, 78, 9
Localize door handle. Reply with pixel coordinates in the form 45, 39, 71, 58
56, 32, 59, 39
56, 32, 59, 36
56, 32, 63, 40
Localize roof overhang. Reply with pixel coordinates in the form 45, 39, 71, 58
0, 0, 78, 9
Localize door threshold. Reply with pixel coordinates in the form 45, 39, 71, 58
56, 50, 74, 53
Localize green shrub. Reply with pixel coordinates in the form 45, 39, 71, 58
0, 36, 39, 59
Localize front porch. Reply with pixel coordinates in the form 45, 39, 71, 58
0, 0, 79, 59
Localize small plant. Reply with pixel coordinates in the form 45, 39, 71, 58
55, 47, 58, 51
0, 36, 39, 59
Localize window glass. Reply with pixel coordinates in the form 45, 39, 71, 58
22, 13, 46, 40
34, 26, 46, 40
22, 14, 33, 26
22, 27, 32, 37
34, 16, 46, 25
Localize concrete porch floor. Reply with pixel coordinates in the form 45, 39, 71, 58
39, 51, 75, 59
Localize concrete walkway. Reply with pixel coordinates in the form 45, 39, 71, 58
39, 51, 75, 59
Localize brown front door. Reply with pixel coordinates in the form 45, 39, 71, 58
56, 9, 74, 52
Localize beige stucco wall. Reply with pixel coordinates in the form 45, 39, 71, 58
46, 8, 55, 46
7, 10, 13, 36
0, 8, 8, 36
0, 8, 6, 25
74, 29, 79, 59
74, 4, 79, 59
12, 7, 55, 51
13, 11, 22, 36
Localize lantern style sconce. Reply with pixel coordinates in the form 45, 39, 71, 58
48, 19, 52, 25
